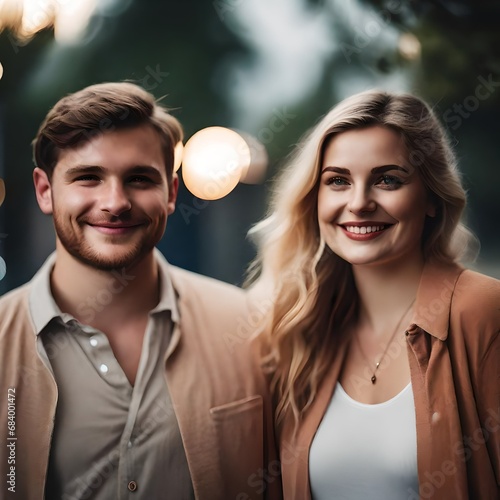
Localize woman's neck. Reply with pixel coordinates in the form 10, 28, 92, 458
351, 256, 424, 334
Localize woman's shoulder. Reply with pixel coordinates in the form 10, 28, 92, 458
451, 268, 499, 344
453, 268, 500, 309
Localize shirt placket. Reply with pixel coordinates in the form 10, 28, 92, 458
117, 315, 158, 498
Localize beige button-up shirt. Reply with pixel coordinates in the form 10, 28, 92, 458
29, 253, 194, 499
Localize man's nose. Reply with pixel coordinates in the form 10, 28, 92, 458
99, 181, 132, 216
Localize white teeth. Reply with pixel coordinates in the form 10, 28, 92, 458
345, 225, 385, 234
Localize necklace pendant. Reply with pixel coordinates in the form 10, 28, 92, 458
371, 375, 377, 384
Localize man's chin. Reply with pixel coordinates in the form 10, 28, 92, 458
70, 248, 147, 271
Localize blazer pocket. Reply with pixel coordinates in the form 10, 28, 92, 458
210, 394, 263, 419
210, 395, 265, 499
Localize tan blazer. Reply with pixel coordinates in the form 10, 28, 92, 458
0, 264, 282, 500
277, 262, 499, 499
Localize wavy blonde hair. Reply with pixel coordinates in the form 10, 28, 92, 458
248, 90, 475, 427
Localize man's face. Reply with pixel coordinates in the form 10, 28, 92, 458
34, 124, 178, 270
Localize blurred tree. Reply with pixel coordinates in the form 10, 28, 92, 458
0, 0, 498, 296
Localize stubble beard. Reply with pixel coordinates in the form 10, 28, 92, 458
52, 210, 161, 271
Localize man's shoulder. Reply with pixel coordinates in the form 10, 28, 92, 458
0, 283, 31, 314
168, 265, 245, 299
0, 284, 32, 343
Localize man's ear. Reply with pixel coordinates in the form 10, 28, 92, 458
167, 173, 179, 215
33, 167, 53, 215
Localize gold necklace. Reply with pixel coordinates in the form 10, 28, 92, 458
355, 299, 415, 385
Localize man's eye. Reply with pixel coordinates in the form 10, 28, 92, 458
75, 175, 99, 182
129, 176, 153, 183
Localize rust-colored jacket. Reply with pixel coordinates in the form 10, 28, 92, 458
279, 262, 499, 499
0, 263, 282, 500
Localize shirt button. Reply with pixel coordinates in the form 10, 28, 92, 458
99, 364, 109, 374
90, 337, 98, 347
127, 481, 138, 492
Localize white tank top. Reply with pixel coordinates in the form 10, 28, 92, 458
309, 382, 419, 499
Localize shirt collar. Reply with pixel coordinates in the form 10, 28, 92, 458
29, 252, 63, 335
28, 249, 179, 335
411, 260, 465, 340
151, 248, 179, 323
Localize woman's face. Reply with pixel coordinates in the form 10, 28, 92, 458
317, 125, 434, 269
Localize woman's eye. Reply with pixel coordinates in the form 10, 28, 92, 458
377, 175, 403, 188
326, 177, 349, 186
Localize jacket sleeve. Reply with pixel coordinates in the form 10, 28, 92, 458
458, 271, 500, 488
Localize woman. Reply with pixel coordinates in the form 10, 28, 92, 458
248, 90, 499, 499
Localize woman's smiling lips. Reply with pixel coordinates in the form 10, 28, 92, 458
338, 221, 394, 241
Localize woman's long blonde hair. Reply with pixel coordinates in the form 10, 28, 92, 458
248, 90, 475, 427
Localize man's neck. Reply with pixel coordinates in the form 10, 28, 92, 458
50, 247, 160, 330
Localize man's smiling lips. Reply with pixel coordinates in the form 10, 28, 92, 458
86, 222, 145, 235
338, 221, 394, 240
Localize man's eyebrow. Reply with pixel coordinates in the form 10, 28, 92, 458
64, 165, 104, 176
64, 165, 163, 177
128, 165, 163, 177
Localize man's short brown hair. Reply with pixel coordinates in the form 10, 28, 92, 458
32, 82, 183, 183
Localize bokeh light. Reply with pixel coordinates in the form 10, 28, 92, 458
173, 141, 184, 173
181, 127, 250, 200
0, 256, 5, 281
0, 178, 5, 207
237, 131, 268, 184
0, 0, 97, 45
398, 33, 421, 61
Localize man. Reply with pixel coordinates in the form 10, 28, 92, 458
0, 82, 281, 499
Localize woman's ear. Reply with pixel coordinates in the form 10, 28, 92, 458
33, 167, 53, 215
426, 192, 437, 218
426, 204, 436, 217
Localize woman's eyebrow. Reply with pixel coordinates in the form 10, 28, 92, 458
371, 164, 410, 174
321, 166, 350, 174
321, 164, 410, 175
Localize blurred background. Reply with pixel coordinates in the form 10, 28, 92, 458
0, 0, 499, 295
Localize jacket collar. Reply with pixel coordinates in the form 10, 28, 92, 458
411, 260, 465, 341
